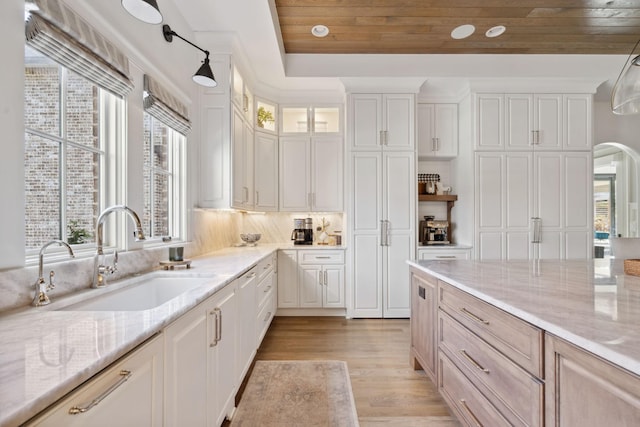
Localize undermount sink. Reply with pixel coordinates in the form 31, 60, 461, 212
58, 273, 218, 311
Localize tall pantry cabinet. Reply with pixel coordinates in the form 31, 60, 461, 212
347, 93, 416, 318
473, 91, 593, 260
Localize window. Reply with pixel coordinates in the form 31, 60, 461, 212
143, 113, 185, 241
24, 46, 121, 252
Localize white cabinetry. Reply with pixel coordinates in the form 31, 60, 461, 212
417, 247, 470, 260
232, 106, 254, 210
164, 282, 237, 427
277, 249, 345, 309
279, 136, 343, 212
417, 103, 458, 158
25, 335, 164, 427
475, 151, 592, 260
350, 93, 415, 151
236, 267, 258, 386
254, 132, 278, 211
256, 253, 277, 344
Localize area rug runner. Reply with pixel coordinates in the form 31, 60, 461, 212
230, 360, 359, 426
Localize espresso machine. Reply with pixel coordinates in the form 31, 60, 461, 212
291, 218, 313, 245
419, 216, 450, 245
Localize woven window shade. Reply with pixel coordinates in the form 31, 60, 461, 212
144, 75, 191, 135
25, 0, 133, 98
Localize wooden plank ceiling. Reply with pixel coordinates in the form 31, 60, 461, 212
274, 0, 640, 55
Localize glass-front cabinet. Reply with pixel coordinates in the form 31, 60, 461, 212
280, 105, 341, 135
256, 98, 277, 133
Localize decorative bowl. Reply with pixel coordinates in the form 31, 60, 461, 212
240, 233, 261, 245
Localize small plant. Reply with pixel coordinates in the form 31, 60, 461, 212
68, 220, 92, 244
257, 106, 275, 128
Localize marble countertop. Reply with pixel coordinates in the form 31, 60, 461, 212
0, 244, 282, 427
407, 258, 640, 377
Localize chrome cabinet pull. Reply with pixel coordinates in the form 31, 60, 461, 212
435, 137, 440, 152
264, 285, 272, 293
68, 370, 132, 414
256, 191, 259, 205
459, 399, 483, 427
263, 312, 272, 322
315, 256, 331, 259
436, 255, 456, 259
460, 307, 490, 325
460, 349, 490, 373
432, 137, 436, 152
216, 308, 222, 343
324, 270, 328, 285
209, 309, 218, 347
246, 272, 257, 279
531, 217, 542, 243
318, 270, 324, 285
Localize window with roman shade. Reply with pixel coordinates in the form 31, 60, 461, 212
24, 0, 133, 98
143, 74, 192, 135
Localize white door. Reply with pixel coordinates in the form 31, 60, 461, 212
277, 250, 299, 308
383, 94, 415, 151
244, 121, 254, 208
475, 94, 504, 150
164, 303, 208, 427
236, 269, 257, 383
350, 94, 381, 151
564, 152, 592, 258
210, 284, 238, 427
312, 136, 343, 211
505, 153, 533, 259
299, 264, 323, 307
505, 93, 533, 150
383, 152, 415, 317
323, 265, 345, 308
232, 107, 246, 209
279, 136, 311, 211
534, 94, 563, 150
254, 132, 278, 211
433, 104, 458, 157
564, 94, 592, 150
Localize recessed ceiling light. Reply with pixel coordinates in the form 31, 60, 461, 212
451, 24, 475, 40
486, 25, 506, 38
311, 25, 330, 38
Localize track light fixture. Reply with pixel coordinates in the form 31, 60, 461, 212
122, 0, 163, 25
163, 24, 217, 88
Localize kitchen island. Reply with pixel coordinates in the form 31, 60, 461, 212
408, 258, 640, 426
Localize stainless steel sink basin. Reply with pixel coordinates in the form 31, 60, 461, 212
58, 273, 217, 311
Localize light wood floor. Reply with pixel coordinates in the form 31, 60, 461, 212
243, 316, 460, 427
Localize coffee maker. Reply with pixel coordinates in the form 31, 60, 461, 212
419, 216, 450, 245
291, 218, 313, 245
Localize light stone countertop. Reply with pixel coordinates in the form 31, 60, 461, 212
0, 244, 294, 427
407, 258, 640, 377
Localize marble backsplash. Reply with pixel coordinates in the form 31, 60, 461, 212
0, 209, 343, 313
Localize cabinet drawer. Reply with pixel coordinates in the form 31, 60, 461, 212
439, 281, 543, 377
418, 249, 470, 260
438, 351, 511, 427
298, 250, 344, 264
439, 311, 543, 427
257, 273, 275, 309
257, 253, 276, 282
256, 289, 276, 345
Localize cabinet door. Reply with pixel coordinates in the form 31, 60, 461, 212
236, 269, 257, 384
312, 137, 343, 211
476, 94, 504, 150
433, 104, 458, 157
323, 265, 345, 308
534, 94, 562, 150
545, 334, 640, 427
563, 152, 592, 259
417, 103, 435, 156
232, 107, 246, 209
164, 302, 208, 427
350, 94, 382, 150
383, 94, 415, 150
564, 94, 592, 150
299, 264, 323, 307
254, 132, 278, 211
28, 336, 163, 427
209, 284, 238, 427
410, 272, 436, 381
244, 122, 254, 208
277, 250, 299, 308
279, 136, 311, 211
505, 94, 533, 150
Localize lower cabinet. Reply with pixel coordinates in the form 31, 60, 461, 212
25, 334, 164, 427
236, 266, 258, 385
410, 268, 437, 382
164, 281, 238, 427
545, 334, 640, 426
278, 249, 345, 309
417, 247, 470, 260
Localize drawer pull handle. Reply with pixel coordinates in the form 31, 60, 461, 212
68, 370, 132, 414
263, 311, 272, 322
264, 264, 271, 269
315, 256, 331, 259
436, 255, 456, 259
459, 398, 483, 427
246, 272, 257, 279
460, 307, 490, 325
460, 349, 490, 374
264, 285, 272, 293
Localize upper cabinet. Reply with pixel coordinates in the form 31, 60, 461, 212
280, 105, 341, 135
417, 103, 458, 158
256, 98, 277, 134
232, 65, 254, 123
349, 94, 415, 151
476, 93, 592, 151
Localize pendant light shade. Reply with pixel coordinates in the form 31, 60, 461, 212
611, 40, 640, 115
122, 0, 163, 25
193, 56, 217, 88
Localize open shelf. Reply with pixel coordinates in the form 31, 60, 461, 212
418, 194, 458, 202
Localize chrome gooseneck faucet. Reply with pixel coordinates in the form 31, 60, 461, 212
32, 240, 75, 306
92, 205, 146, 288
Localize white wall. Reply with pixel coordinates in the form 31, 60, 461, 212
594, 101, 640, 149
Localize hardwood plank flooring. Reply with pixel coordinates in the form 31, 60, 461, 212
234, 316, 459, 426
